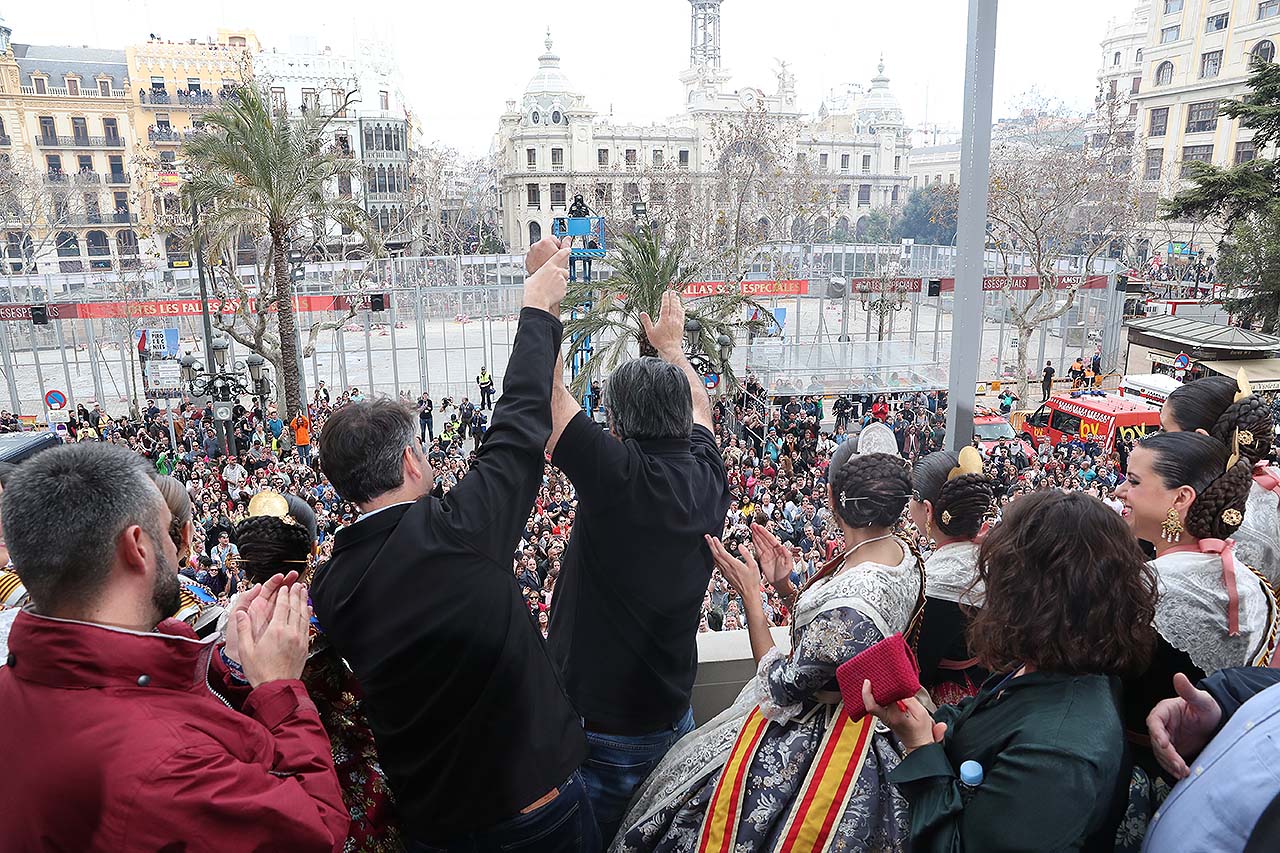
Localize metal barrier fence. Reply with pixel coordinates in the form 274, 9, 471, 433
0, 243, 1122, 418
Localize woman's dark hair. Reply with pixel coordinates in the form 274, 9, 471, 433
912, 450, 995, 539
233, 515, 313, 585
1166, 375, 1274, 465
1139, 431, 1252, 540
153, 474, 192, 553
969, 490, 1157, 675
828, 443, 911, 529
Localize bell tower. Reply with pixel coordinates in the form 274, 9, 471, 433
688, 0, 723, 70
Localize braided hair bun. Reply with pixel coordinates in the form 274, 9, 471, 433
1185, 459, 1252, 541
1210, 393, 1274, 468
911, 450, 996, 539
1166, 374, 1275, 466
233, 515, 313, 585
828, 443, 911, 529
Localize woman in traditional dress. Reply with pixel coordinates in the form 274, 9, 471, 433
153, 475, 224, 638
865, 490, 1157, 851
908, 447, 994, 705
613, 446, 920, 853
229, 491, 404, 852
1113, 430, 1279, 846
1161, 369, 1280, 586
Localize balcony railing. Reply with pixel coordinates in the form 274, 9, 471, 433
106, 172, 130, 185
63, 212, 139, 226
20, 85, 126, 98
44, 172, 68, 185
36, 134, 125, 148
73, 171, 101, 185
138, 89, 225, 110
366, 191, 404, 202
148, 128, 181, 143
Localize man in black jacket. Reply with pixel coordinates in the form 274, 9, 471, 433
313, 240, 599, 852
545, 289, 731, 843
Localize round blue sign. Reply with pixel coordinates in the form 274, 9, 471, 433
1172, 353, 1191, 370
44, 389, 67, 410
703, 373, 720, 389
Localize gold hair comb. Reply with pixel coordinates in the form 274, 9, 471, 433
947, 446, 984, 481
1235, 367, 1253, 403
247, 491, 296, 526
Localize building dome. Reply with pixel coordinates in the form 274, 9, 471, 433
524, 29, 576, 98
855, 59, 904, 127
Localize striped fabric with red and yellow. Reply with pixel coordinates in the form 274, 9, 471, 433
697, 704, 875, 853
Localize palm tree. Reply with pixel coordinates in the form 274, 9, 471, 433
181, 83, 377, 416
562, 226, 767, 397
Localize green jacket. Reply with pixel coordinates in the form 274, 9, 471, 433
890, 671, 1126, 852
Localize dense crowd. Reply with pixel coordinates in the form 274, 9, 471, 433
4, 237, 1280, 852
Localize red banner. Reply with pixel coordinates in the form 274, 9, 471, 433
682, 280, 810, 298
848, 277, 923, 293
3, 295, 357, 322
936, 275, 1109, 293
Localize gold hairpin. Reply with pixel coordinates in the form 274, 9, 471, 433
1239, 428, 1255, 447
1236, 367, 1254, 403
941, 509, 953, 525
247, 491, 296, 526
1222, 508, 1244, 527
947, 446, 984, 481
1227, 428, 1242, 472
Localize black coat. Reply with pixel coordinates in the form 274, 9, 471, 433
310, 308, 585, 842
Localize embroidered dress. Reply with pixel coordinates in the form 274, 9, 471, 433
917, 542, 987, 707
612, 541, 919, 853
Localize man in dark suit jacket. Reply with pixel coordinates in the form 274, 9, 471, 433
312, 240, 600, 851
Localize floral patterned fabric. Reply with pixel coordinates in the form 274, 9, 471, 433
613, 605, 911, 853
304, 639, 405, 852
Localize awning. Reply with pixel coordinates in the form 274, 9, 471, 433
1198, 358, 1280, 391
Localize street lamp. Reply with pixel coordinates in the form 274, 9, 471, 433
211, 335, 229, 369
245, 351, 264, 383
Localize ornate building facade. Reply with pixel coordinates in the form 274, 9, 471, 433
494, 0, 911, 251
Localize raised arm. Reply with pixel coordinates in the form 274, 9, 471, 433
641, 290, 713, 432
438, 247, 569, 564
547, 352, 582, 458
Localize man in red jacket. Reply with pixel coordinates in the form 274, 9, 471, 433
0, 443, 349, 851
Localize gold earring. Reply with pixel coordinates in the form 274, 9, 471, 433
924, 516, 933, 545
1161, 507, 1183, 543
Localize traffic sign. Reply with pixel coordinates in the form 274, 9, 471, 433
1173, 352, 1191, 370
46, 409, 70, 424
44, 389, 67, 410
702, 373, 720, 390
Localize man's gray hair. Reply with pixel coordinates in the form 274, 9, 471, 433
319, 398, 419, 504
604, 357, 693, 441
3, 443, 166, 611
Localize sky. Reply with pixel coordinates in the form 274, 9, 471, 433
8, 0, 1132, 155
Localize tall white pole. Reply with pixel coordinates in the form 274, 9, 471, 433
945, 0, 999, 451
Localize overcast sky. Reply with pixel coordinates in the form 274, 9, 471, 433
10, 0, 1131, 154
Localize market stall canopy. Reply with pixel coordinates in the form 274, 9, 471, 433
1198, 359, 1280, 392
1126, 315, 1280, 360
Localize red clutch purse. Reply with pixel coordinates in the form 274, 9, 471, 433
836, 633, 921, 720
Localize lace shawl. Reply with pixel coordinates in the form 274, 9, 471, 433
792, 538, 921, 640
925, 541, 984, 606
1233, 480, 1280, 588
1153, 549, 1272, 675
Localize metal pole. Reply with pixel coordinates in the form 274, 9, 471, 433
28, 322, 46, 405
84, 318, 106, 407
0, 322, 21, 415
363, 310, 374, 393
166, 404, 178, 452
191, 196, 228, 456
945, 0, 998, 451
414, 272, 427, 392
55, 318, 74, 408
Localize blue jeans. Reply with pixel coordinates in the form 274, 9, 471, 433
582, 707, 696, 846
297, 443, 311, 464
408, 771, 600, 853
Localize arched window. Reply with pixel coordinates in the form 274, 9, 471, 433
532, 111, 540, 124
1135, 49, 1143, 64
116, 229, 138, 255
528, 221, 542, 245
373, 125, 384, 150
790, 218, 809, 242
363, 127, 374, 150
55, 231, 79, 256
892, 185, 900, 204
235, 233, 257, 267
552, 110, 562, 124
395, 127, 403, 150
756, 217, 770, 240
85, 230, 109, 256
1113, 51, 1121, 66
835, 216, 850, 239
1155, 61, 1174, 86
376, 165, 387, 193
1253, 40, 1276, 64
814, 216, 829, 241
855, 216, 870, 240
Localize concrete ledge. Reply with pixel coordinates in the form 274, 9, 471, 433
691, 627, 792, 725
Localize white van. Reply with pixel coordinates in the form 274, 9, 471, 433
1119, 373, 1182, 406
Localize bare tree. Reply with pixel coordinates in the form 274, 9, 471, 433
0, 158, 86, 274
406, 146, 503, 255
985, 94, 1139, 399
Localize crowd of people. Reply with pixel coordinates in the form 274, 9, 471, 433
1, 234, 1280, 851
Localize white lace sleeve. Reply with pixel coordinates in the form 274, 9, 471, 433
754, 645, 804, 723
